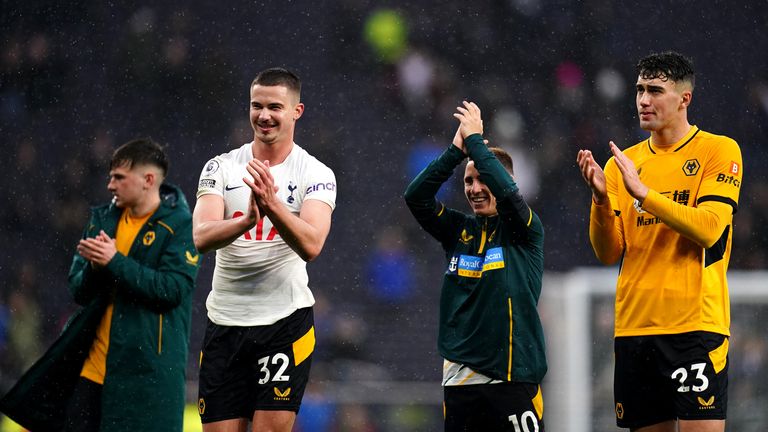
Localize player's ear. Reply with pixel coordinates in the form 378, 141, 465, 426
294, 102, 304, 120
144, 170, 156, 190
680, 90, 692, 109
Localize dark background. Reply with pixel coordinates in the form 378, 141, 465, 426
2, 1, 767, 424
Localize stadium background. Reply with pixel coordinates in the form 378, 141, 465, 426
1, 1, 766, 430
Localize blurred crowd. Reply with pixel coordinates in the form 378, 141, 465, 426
2, 1, 767, 429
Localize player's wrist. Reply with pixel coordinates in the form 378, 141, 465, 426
592, 194, 608, 206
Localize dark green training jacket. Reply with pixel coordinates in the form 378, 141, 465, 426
404, 134, 546, 383
0, 183, 200, 431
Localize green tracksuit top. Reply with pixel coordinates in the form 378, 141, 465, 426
404, 134, 546, 383
0, 183, 200, 432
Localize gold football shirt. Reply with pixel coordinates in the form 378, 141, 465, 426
590, 126, 742, 337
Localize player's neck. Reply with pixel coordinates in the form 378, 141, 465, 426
650, 121, 692, 148
251, 139, 294, 165
128, 193, 161, 218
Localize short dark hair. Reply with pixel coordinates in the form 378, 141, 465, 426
489, 147, 514, 175
637, 51, 695, 89
110, 138, 169, 177
251, 67, 301, 98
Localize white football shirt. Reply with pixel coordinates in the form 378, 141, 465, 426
197, 142, 336, 326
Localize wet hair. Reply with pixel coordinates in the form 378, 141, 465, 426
637, 51, 695, 89
489, 147, 514, 175
110, 138, 169, 178
251, 67, 301, 98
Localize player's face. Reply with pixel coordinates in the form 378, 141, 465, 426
249, 84, 304, 146
635, 75, 690, 132
464, 161, 497, 217
107, 164, 146, 209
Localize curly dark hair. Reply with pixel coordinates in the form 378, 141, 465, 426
636, 51, 695, 89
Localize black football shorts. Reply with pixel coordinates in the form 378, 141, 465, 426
614, 331, 728, 429
197, 307, 315, 423
444, 381, 545, 431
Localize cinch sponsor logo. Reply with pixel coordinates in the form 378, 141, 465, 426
637, 216, 661, 227
306, 182, 336, 194
716, 173, 740, 188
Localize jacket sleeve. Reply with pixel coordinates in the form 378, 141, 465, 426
404, 144, 466, 246
68, 215, 111, 306
464, 134, 532, 234
105, 214, 199, 313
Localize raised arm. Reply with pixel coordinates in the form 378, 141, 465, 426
454, 101, 533, 230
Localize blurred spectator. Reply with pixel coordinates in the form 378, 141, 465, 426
2, 263, 43, 379
363, 8, 408, 64
365, 225, 415, 303
336, 403, 379, 432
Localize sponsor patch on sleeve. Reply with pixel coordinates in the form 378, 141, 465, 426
199, 179, 216, 189
730, 161, 740, 175
305, 182, 336, 195
204, 160, 220, 175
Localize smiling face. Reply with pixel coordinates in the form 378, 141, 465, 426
635, 74, 691, 133
249, 84, 304, 146
464, 161, 498, 217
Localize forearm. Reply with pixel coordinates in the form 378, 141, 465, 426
263, 202, 328, 262
193, 215, 253, 253
108, 255, 194, 311
108, 226, 198, 311
68, 256, 102, 305
590, 199, 623, 264
465, 134, 519, 198
642, 190, 732, 248
404, 145, 465, 217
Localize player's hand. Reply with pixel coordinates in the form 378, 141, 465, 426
77, 230, 118, 267
452, 125, 489, 154
244, 159, 280, 215
245, 189, 262, 225
453, 101, 483, 138
609, 141, 648, 203
576, 148, 608, 205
